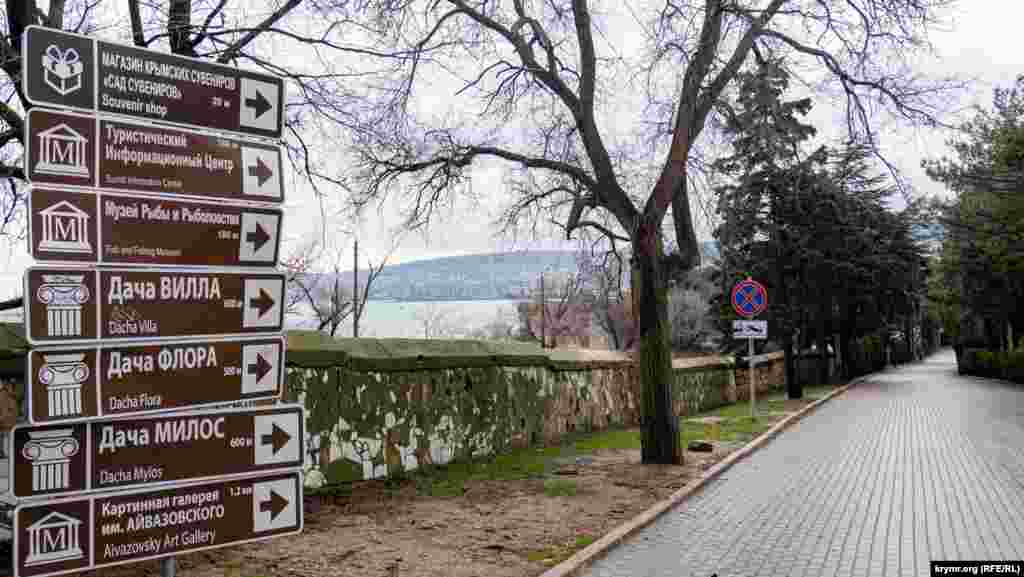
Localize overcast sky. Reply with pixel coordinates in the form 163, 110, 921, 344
0, 0, 1020, 300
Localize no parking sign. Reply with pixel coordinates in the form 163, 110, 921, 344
731, 277, 768, 318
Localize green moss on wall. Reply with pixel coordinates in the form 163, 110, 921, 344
324, 457, 363, 483
288, 363, 548, 474
673, 366, 732, 414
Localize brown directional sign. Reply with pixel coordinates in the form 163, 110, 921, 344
10, 404, 303, 499
24, 267, 285, 345
13, 471, 302, 577
26, 337, 285, 424
25, 109, 284, 202
23, 25, 284, 138
29, 188, 282, 267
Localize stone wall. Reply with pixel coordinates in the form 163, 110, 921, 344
285, 332, 785, 483
0, 324, 786, 484
732, 351, 787, 402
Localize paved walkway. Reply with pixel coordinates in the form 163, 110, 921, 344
581, 349, 1024, 577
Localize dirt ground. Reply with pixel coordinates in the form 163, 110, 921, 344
82, 411, 808, 577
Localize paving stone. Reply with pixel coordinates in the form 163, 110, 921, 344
581, 350, 1024, 577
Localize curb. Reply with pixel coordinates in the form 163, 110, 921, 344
538, 380, 860, 577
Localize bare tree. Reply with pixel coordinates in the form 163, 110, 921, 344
318, 0, 964, 464
414, 302, 465, 339
3, 1, 965, 464
517, 269, 593, 348
575, 243, 635, 351
295, 271, 351, 337
0, 0, 395, 284
351, 241, 389, 338
282, 236, 390, 337
470, 305, 518, 341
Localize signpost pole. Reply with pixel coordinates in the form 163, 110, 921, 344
732, 277, 768, 421
161, 557, 176, 577
749, 337, 756, 419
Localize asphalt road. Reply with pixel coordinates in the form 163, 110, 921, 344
580, 349, 1024, 577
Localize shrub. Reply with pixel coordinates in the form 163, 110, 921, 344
961, 348, 1024, 384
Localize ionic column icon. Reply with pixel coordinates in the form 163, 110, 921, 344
38, 354, 88, 418
22, 429, 80, 492
36, 275, 89, 337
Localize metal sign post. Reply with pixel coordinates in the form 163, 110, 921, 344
748, 337, 755, 418
731, 278, 769, 419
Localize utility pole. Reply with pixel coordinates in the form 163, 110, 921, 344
353, 239, 359, 338
540, 272, 546, 349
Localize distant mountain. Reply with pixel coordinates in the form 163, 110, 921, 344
352, 250, 580, 301
302, 243, 721, 302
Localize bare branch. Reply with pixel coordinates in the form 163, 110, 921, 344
215, 0, 302, 64
188, 0, 230, 50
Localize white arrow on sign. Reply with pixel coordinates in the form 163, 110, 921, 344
733, 319, 768, 339
253, 477, 298, 532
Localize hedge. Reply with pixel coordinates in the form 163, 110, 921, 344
959, 348, 1024, 384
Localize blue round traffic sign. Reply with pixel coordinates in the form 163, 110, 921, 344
731, 278, 768, 318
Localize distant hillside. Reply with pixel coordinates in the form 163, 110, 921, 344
305, 243, 720, 302
355, 251, 580, 301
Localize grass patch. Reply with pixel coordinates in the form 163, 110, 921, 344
678, 416, 765, 445
408, 444, 566, 497
400, 383, 840, 498
574, 534, 597, 548
525, 533, 598, 566
543, 479, 578, 497
571, 428, 640, 453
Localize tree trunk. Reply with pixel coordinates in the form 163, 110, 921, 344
839, 311, 854, 380
168, 0, 194, 55
633, 232, 682, 465
784, 331, 801, 399
817, 299, 830, 385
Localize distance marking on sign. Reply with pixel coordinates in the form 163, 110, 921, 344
13, 471, 302, 577
29, 188, 282, 267
10, 404, 303, 499
24, 26, 284, 139
24, 267, 285, 345
25, 109, 284, 202
26, 337, 285, 424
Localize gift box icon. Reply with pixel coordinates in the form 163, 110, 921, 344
42, 45, 83, 96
